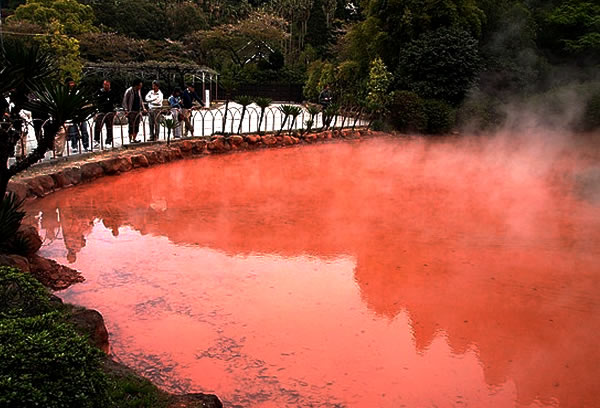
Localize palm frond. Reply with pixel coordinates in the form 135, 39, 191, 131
0, 193, 26, 251
254, 97, 272, 109
0, 43, 56, 97
25, 83, 96, 125
234, 95, 253, 107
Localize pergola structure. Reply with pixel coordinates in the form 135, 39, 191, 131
83, 61, 220, 101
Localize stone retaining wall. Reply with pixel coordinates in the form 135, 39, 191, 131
8, 129, 375, 201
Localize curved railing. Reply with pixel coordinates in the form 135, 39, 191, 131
10, 103, 369, 160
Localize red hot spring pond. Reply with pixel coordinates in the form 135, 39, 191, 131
25, 135, 600, 408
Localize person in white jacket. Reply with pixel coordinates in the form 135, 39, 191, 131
145, 80, 163, 141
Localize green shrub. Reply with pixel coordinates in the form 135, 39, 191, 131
397, 27, 480, 105
0, 266, 52, 318
582, 91, 600, 131
423, 99, 455, 134
304, 60, 325, 102
456, 90, 507, 132
388, 90, 427, 133
107, 374, 169, 408
0, 313, 110, 408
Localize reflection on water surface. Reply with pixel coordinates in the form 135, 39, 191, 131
26, 135, 600, 407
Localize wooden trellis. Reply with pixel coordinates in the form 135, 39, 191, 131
83, 61, 219, 100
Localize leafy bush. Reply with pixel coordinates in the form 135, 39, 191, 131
397, 27, 480, 105
0, 313, 110, 408
456, 89, 507, 132
423, 99, 455, 134
582, 90, 600, 131
0, 266, 52, 318
304, 60, 336, 102
107, 374, 168, 408
388, 90, 427, 133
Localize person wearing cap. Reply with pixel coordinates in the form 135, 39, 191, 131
181, 83, 202, 137
122, 78, 146, 143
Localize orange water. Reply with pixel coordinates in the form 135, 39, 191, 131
26, 135, 600, 407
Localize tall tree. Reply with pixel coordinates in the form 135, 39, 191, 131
343, 0, 485, 72
542, 1, 600, 64
184, 11, 288, 69
10, 0, 97, 79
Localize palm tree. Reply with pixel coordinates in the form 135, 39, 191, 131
219, 68, 239, 134
160, 114, 180, 145
0, 43, 95, 198
0, 193, 25, 252
234, 95, 253, 134
321, 103, 339, 131
254, 97, 272, 134
306, 104, 321, 133
288, 106, 302, 135
277, 105, 296, 135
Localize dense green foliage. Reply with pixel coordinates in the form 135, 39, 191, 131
1, 0, 598, 133
582, 90, 600, 131
0, 313, 110, 408
389, 91, 427, 133
0, 266, 51, 318
423, 99, 455, 134
397, 28, 480, 104
0, 267, 110, 408
107, 374, 169, 408
0, 266, 172, 407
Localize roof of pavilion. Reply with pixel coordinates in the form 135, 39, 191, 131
83, 61, 218, 77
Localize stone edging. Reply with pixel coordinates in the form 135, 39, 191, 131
9, 129, 375, 201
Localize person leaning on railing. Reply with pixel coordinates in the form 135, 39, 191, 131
145, 80, 163, 141
65, 78, 90, 153
94, 79, 119, 147
122, 78, 146, 143
168, 87, 183, 139
182, 83, 202, 138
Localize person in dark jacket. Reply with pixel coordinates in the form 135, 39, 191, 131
181, 83, 202, 137
94, 80, 118, 146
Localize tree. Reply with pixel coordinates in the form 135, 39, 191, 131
334, 60, 363, 107
476, 1, 545, 96
366, 57, 393, 116
10, 0, 97, 80
543, 1, 600, 64
234, 95, 253, 134
0, 43, 96, 199
254, 97, 272, 134
184, 11, 288, 69
270, 0, 314, 55
342, 0, 485, 71
12, 0, 95, 35
304, 60, 325, 101
87, 0, 209, 41
396, 27, 480, 104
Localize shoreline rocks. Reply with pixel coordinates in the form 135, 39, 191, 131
9, 129, 376, 202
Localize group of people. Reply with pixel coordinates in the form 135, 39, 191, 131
82, 79, 204, 149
